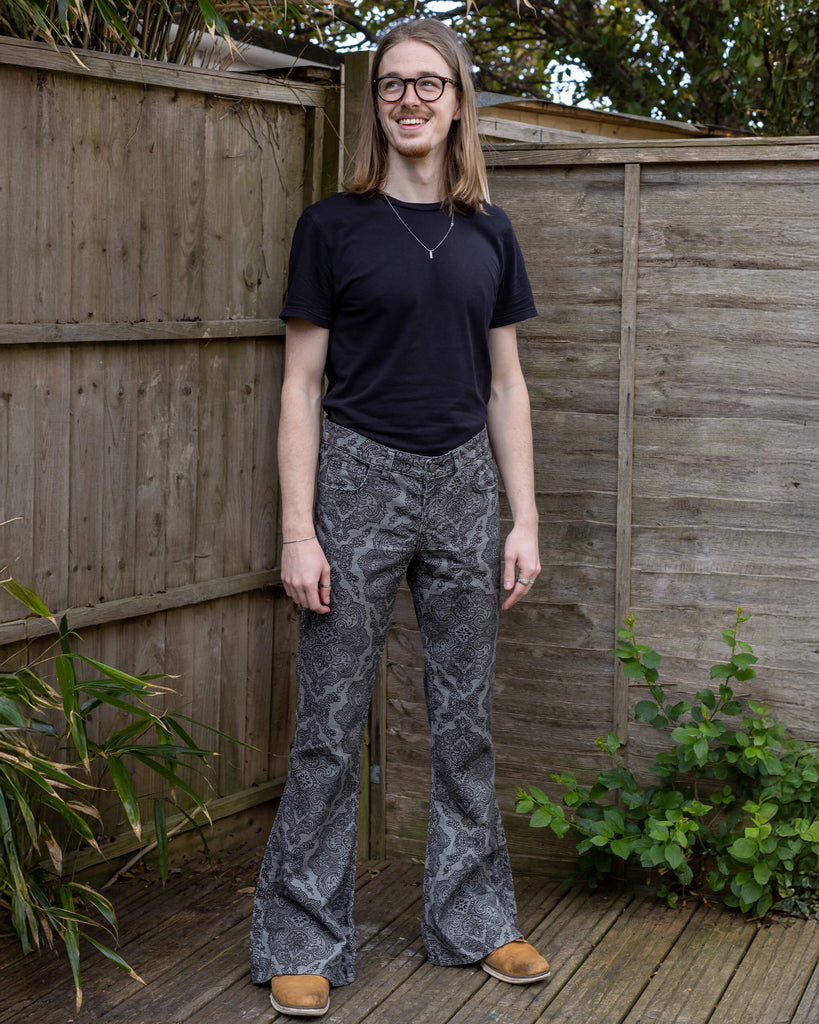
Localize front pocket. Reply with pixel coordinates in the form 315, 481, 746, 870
318, 451, 371, 492
471, 461, 497, 493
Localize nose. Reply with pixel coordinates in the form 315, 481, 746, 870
401, 85, 422, 106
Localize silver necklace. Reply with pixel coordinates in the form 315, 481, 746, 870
383, 194, 455, 259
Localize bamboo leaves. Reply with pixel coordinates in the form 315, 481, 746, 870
0, 576, 226, 1009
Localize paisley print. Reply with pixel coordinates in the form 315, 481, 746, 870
249, 421, 521, 988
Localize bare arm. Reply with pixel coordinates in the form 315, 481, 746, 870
485, 323, 540, 611
278, 317, 332, 613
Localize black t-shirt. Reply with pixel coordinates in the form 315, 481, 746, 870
280, 192, 537, 455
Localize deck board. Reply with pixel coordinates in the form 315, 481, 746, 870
2, 848, 819, 1023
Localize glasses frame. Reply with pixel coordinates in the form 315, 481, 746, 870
373, 75, 461, 104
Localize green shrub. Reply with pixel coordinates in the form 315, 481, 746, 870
517, 608, 819, 918
0, 577, 225, 1009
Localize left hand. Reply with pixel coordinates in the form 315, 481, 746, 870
501, 521, 541, 610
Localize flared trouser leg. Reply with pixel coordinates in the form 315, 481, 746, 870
407, 456, 520, 965
249, 422, 519, 987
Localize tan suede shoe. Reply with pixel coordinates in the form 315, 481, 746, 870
480, 938, 551, 984
270, 974, 330, 1017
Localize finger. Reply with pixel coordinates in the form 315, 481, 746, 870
318, 575, 331, 607
503, 552, 516, 593
501, 573, 536, 611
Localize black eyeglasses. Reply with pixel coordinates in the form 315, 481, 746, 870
373, 75, 461, 103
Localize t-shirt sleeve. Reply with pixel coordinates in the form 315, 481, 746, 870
489, 212, 538, 329
279, 206, 334, 328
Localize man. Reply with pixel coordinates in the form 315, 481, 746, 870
250, 18, 549, 1018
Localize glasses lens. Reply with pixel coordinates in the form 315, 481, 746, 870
416, 76, 445, 100
377, 77, 405, 101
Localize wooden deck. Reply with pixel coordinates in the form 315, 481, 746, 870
3, 845, 819, 1024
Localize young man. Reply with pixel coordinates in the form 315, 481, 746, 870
250, 19, 549, 1017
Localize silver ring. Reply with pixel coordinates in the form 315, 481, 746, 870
318, 583, 331, 589
517, 577, 534, 586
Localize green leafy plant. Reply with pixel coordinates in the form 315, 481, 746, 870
0, 576, 224, 1010
517, 608, 819, 919
0, 1, 344, 64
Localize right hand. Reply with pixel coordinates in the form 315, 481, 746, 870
281, 536, 332, 614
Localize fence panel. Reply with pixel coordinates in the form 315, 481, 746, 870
0, 37, 334, 840
379, 137, 819, 870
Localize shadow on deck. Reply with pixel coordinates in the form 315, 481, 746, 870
3, 844, 819, 1023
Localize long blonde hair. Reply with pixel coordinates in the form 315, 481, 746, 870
345, 19, 489, 213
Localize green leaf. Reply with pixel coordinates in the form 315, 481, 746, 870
0, 579, 55, 620
755, 802, 779, 825
753, 862, 772, 886
635, 700, 660, 722
55, 654, 87, 764
642, 650, 661, 669
84, 935, 144, 984
106, 755, 141, 839
58, 886, 82, 1011
696, 688, 717, 710
664, 844, 686, 872
728, 836, 757, 861
154, 801, 169, 883
610, 837, 634, 859
622, 661, 646, 679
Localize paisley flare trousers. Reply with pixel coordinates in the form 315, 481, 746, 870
250, 420, 521, 987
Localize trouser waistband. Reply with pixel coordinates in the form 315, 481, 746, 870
321, 420, 490, 480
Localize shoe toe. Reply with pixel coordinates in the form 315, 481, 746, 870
270, 974, 330, 1016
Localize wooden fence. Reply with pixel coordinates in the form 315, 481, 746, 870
3, 36, 819, 875
379, 136, 819, 869
0, 36, 339, 852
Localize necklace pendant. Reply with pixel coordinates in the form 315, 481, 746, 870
429, 250, 434, 260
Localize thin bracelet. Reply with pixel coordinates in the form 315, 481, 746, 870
282, 534, 316, 545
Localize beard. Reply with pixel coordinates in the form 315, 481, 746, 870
392, 134, 434, 159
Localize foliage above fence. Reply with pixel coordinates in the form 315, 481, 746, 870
0, 0, 341, 64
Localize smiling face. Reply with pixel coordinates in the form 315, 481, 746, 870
375, 40, 462, 168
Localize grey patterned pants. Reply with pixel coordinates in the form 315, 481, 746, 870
250, 421, 521, 988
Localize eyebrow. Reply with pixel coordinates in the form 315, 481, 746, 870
378, 69, 450, 78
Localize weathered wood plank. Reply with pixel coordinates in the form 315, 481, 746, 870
792, 960, 819, 1024
540, 894, 697, 1023
0, 37, 327, 107
709, 917, 819, 1024
101, 344, 139, 602
614, 163, 640, 744
0, 347, 36, 622
194, 340, 229, 583
484, 137, 819, 168
67, 346, 105, 608
0, 321, 284, 344
0, 569, 281, 641
621, 901, 756, 1023
1, 66, 37, 323
165, 340, 201, 590
32, 345, 70, 609
139, 84, 207, 322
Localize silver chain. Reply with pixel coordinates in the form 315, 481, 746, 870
383, 195, 455, 260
